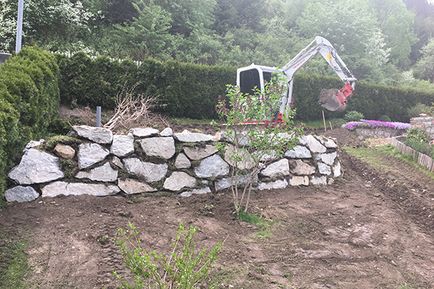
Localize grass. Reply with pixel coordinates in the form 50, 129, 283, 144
344, 145, 434, 181
295, 118, 345, 130
0, 232, 29, 289
170, 117, 220, 126
238, 211, 274, 239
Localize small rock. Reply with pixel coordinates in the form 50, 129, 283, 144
118, 178, 156, 194
174, 130, 214, 143
76, 163, 118, 182
300, 135, 327, 153
163, 172, 197, 191
328, 178, 335, 185
123, 158, 168, 183
260, 159, 290, 179
41, 182, 120, 197
180, 187, 211, 197
333, 161, 342, 178
54, 144, 75, 159
110, 135, 134, 157
111, 156, 124, 169
285, 146, 312, 159
194, 155, 230, 179
140, 137, 176, 159
311, 176, 327, 186
5, 186, 39, 203
184, 145, 218, 161
72, 125, 113, 144
130, 127, 159, 138
8, 149, 64, 185
174, 153, 191, 169
258, 179, 288, 190
289, 160, 315, 176
78, 143, 110, 169
318, 162, 332, 175
289, 176, 309, 186
160, 127, 173, 137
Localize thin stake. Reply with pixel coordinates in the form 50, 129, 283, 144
329, 121, 333, 130
322, 110, 327, 132
96, 106, 102, 127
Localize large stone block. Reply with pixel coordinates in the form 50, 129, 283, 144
258, 179, 288, 190
184, 145, 218, 161
317, 152, 337, 166
285, 146, 312, 159
72, 125, 113, 144
123, 158, 168, 183
289, 160, 316, 176
111, 135, 134, 157
174, 153, 191, 169
163, 172, 197, 191
130, 127, 159, 138
300, 135, 327, 153
140, 137, 176, 159
76, 163, 118, 182
41, 182, 120, 197
5, 186, 39, 203
118, 178, 156, 194
174, 130, 214, 143
78, 143, 110, 169
194, 155, 230, 179
261, 159, 290, 179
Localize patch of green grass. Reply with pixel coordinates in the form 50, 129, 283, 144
238, 211, 274, 239
44, 135, 82, 151
398, 283, 414, 289
344, 145, 434, 181
295, 118, 345, 130
0, 233, 29, 289
171, 117, 219, 126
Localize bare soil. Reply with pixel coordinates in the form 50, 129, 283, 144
1, 129, 434, 289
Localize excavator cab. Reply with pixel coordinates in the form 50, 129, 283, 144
237, 64, 275, 95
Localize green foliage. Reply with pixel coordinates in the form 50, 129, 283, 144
414, 39, 434, 82
405, 128, 434, 158
0, 231, 29, 289
115, 223, 222, 289
0, 47, 59, 197
408, 103, 433, 117
406, 128, 430, 143
344, 111, 365, 122
238, 211, 273, 239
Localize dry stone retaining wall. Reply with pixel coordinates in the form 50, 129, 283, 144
410, 116, 434, 140
4, 126, 342, 203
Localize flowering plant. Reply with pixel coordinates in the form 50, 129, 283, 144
344, 119, 411, 131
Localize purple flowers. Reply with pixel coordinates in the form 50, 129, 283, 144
344, 119, 411, 131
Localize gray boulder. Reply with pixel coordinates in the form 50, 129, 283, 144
317, 152, 337, 166
118, 178, 156, 194
140, 137, 176, 159
333, 161, 342, 178
289, 160, 316, 176
260, 159, 290, 179
72, 125, 113, 144
9, 149, 64, 185
174, 130, 214, 143
285, 146, 312, 159
318, 163, 332, 175
76, 163, 118, 182
78, 143, 110, 169
163, 172, 197, 191
311, 176, 328, 186
111, 135, 134, 157
130, 127, 159, 138
160, 127, 173, 137
123, 158, 168, 183
174, 153, 191, 169
41, 182, 120, 197
194, 155, 230, 179
258, 179, 288, 190
300, 135, 327, 153
289, 176, 309, 186
184, 145, 218, 161
5, 186, 39, 203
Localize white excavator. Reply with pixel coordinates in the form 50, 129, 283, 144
236, 36, 357, 123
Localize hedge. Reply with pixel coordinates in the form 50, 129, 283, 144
0, 47, 60, 197
57, 53, 434, 122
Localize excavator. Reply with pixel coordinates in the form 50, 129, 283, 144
236, 36, 357, 123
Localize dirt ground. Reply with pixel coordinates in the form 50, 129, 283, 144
1, 129, 434, 289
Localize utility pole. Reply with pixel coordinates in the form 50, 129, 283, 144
15, 0, 24, 53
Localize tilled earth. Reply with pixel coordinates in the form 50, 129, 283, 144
1, 130, 434, 289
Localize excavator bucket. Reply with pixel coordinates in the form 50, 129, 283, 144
319, 88, 347, 112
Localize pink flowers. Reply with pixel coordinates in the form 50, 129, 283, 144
344, 119, 411, 131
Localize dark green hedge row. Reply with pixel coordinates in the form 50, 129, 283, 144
0, 47, 60, 196
57, 53, 234, 119
57, 53, 434, 122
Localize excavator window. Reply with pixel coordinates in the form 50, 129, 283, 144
239, 69, 261, 95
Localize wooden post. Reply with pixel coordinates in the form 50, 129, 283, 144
322, 110, 327, 132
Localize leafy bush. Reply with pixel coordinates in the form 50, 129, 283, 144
406, 128, 430, 144
0, 47, 59, 198
378, 115, 392, 121
115, 223, 222, 289
407, 103, 433, 118
57, 52, 434, 122
405, 128, 434, 158
344, 111, 365, 122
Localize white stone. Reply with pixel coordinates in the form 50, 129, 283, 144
301, 135, 327, 153
328, 178, 335, 185
258, 179, 288, 190
111, 156, 124, 169
8, 149, 64, 185
140, 137, 176, 159
24, 139, 45, 152
54, 144, 75, 159
180, 187, 211, 197
311, 176, 327, 186
41, 182, 120, 197
174, 130, 214, 143
174, 153, 191, 169
317, 152, 337, 166
333, 161, 342, 178
78, 143, 110, 169
110, 135, 134, 157
123, 158, 168, 183
160, 127, 173, 137
285, 146, 312, 159
72, 125, 113, 144
316, 136, 338, 148
194, 155, 230, 179
289, 160, 316, 176
76, 163, 118, 182
224, 145, 256, 170
184, 145, 218, 160
257, 150, 279, 162
5, 186, 39, 203
290, 176, 309, 186
130, 127, 159, 138
215, 174, 256, 191
260, 159, 290, 179
318, 163, 332, 175
118, 178, 156, 194
163, 172, 197, 191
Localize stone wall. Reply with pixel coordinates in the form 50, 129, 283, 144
410, 116, 434, 140
4, 126, 342, 203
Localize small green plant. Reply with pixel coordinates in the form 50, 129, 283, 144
238, 211, 273, 239
407, 103, 433, 118
406, 128, 430, 144
115, 223, 222, 289
60, 159, 78, 179
344, 110, 365, 122
378, 115, 392, 121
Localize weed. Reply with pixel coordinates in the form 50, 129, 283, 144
115, 223, 222, 289
60, 159, 78, 179
238, 211, 274, 239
